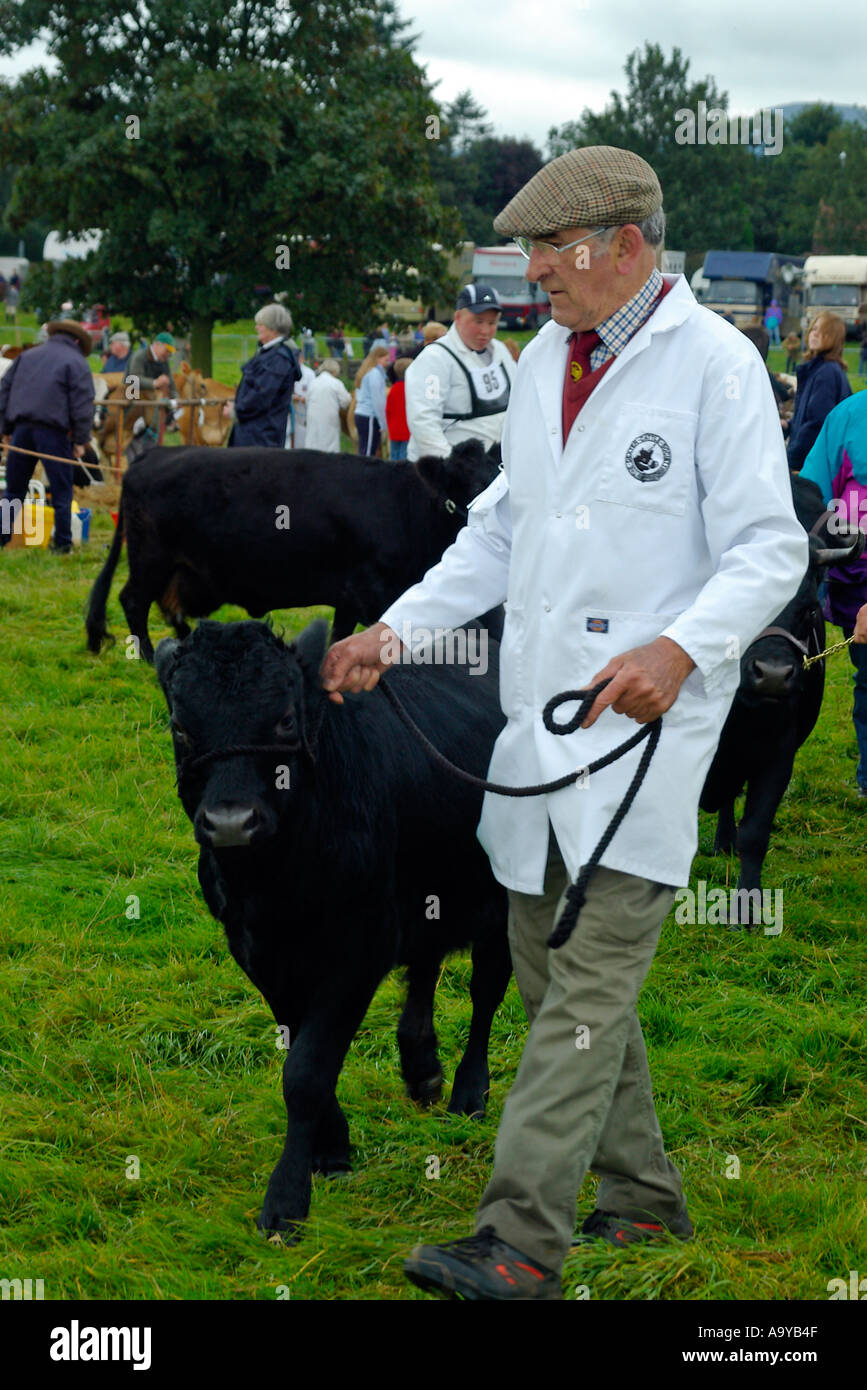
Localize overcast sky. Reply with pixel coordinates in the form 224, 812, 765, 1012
397, 0, 866, 151
1, 2, 863, 155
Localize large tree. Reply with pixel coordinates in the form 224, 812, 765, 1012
0, 0, 461, 371
547, 43, 755, 255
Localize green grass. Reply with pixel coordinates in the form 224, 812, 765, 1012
1, 513, 865, 1300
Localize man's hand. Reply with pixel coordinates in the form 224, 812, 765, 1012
320, 621, 403, 705
154, 373, 170, 390
72, 443, 85, 458
581, 636, 696, 728
854, 604, 867, 644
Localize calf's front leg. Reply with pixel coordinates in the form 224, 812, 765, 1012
257, 965, 385, 1240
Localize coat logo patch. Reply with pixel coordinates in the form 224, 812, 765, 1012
625, 433, 671, 482
586, 617, 609, 633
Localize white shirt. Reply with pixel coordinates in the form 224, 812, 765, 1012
381, 276, 807, 893
404, 322, 516, 462
304, 371, 351, 453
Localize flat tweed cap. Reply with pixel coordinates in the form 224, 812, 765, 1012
493, 145, 662, 238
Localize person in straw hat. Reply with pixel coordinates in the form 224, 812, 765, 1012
320, 145, 807, 1298
0, 319, 94, 554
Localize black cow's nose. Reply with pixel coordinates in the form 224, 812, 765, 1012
198, 804, 261, 848
749, 658, 797, 697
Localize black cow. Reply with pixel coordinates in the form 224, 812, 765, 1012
700, 475, 864, 909
155, 617, 511, 1237
86, 438, 502, 662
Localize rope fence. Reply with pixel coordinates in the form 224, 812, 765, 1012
1, 396, 233, 483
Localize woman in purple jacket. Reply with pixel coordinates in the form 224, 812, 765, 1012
786, 312, 851, 471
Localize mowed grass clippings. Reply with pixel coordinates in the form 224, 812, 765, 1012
0, 513, 865, 1303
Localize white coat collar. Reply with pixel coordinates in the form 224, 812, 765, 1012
526, 275, 697, 465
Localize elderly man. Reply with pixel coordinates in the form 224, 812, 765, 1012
404, 285, 516, 462
127, 331, 176, 396
320, 145, 807, 1300
0, 319, 94, 554
227, 303, 301, 449
101, 331, 131, 374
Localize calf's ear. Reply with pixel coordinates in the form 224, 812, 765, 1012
154, 637, 181, 699
292, 619, 331, 684
414, 452, 449, 497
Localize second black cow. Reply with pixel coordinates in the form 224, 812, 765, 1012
86, 439, 501, 661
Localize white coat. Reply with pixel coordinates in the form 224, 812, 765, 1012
404, 322, 516, 462
381, 275, 808, 893
304, 370, 350, 453
288, 362, 317, 448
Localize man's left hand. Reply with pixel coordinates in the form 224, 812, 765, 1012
581, 637, 696, 728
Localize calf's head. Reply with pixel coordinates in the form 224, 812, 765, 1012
156, 619, 329, 849
414, 437, 501, 516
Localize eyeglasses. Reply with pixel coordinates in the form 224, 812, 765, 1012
513, 228, 611, 260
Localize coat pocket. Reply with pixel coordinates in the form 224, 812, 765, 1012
592, 402, 697, 517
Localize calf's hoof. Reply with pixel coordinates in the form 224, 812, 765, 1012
256, 1189, 309, 1242
312, 1152, 352, 1178
406, 1072, 444, 1107
447, 1078, 488, 1118
256, 1212, 304, 1245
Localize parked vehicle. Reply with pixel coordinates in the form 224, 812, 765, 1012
802, 256, 867, 338
701, 251, 805, 331
471, 246, 551, 329
377, 242, 475, 325
81, 304, 112, 350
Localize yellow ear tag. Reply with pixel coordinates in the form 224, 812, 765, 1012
570, 361, 584, 382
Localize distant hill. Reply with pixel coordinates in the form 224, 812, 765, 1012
780, 102, 867, 127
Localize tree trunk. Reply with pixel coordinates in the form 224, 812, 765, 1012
190, 315, 213, 376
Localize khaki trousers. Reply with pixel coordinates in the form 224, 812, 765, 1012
475, 828, 684, 1274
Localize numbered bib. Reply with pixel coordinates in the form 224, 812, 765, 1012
467, 360, 509, 400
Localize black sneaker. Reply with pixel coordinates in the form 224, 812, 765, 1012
572, 1208, 694, 1248
404, 1225, 563, 1300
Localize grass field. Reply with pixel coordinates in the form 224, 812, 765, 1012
1, 504, 866, 1302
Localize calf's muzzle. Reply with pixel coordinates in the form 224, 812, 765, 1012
197, 802, 265, 849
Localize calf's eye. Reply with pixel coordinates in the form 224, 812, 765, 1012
171, 720, 193, 748
276, 712, 297, 738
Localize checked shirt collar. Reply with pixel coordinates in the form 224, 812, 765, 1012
584, 266, 664, 371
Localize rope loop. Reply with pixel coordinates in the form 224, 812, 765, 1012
377, 673, 662, 950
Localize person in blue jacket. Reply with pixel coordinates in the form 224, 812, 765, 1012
801, 388, 867, 795
0, 319, 95, 553
228, 303, 300, 448
786, 312, 851, 471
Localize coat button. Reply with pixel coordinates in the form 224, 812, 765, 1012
555, 511, 562, 518
544, 603, 551, 612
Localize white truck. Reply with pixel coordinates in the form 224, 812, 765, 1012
802, 255, 867, 337
471, 246, 551, 330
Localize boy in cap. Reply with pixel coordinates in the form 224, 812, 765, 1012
404, 285, 516, 462
0, 319, 95, 553
321, 145, 806, 1299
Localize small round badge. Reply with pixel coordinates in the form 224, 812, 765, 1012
625, 433, 671, 482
